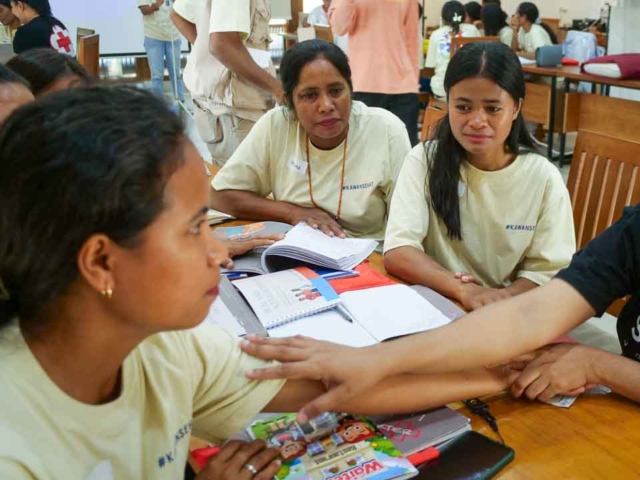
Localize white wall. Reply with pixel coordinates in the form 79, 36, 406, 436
608, 0, 640, 100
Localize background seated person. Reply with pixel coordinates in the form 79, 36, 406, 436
384, 42, 575, 311
0, 86, 513, 478
510, 2, 556, 60
426, 1, 480, 101
0, 65, 33, 123
6, 48, 91, 96
482, 3, 513, 47
211, 40, 411, 241
0, 0, 19, 44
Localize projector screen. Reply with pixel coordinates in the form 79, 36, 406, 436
52, 0, 188, 56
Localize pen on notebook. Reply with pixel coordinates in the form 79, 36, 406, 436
336, 304, 355, 323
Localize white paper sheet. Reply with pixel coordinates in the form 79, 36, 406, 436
342, 285, 451, 342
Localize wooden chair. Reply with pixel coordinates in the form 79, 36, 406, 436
420, 105, 447, 142
450, 36, 500, 58
567, 130, 640, 315
540, 17, 561, 41
77, 34, 99, 78
313, 25, 334, 43
76, 27, 95, 51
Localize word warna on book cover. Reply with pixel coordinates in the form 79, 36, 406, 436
248, 413, 417, 480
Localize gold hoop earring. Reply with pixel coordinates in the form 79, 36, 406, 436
101, 288, 113, 300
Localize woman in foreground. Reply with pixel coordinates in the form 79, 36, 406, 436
0, 86, 513, 478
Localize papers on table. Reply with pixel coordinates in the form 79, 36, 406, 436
261, 223, 378, 272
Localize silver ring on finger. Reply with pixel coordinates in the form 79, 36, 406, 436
244, 462, 258, 476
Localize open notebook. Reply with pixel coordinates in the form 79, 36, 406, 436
270, 284, 452, 347
233, 269, 341, 329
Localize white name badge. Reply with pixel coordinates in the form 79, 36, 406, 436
287, 158, 308, 175
458, 181, 466, 198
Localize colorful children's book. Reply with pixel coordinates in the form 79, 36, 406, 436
248, 413, 418, 480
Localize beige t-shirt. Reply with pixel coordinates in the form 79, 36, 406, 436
0, 322, 284, 479
384, 144, 576, 288
0, 24, 16, 44
498, 26, 514, 47
213, 101, 411, 241
517, 24, 552, 53
425, 24, 480, 99
138, 0, 180, 42
178, 0, 274, 120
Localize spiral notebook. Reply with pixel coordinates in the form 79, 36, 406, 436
233, 268, 341, 329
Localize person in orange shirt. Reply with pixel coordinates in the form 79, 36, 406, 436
328, 0, 420, 145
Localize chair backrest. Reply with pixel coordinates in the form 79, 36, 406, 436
314, 24, 333, 43
77, 34, 100, 78
450, 36, 500, 58
541, 17, 561, 40
567, 130, 640, 316
420, 98, 447, 142
76, 27, 95, 50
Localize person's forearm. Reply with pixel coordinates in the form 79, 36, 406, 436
209, 32, 280, 97
505, 278, 538, 297
518, 51, 535, 60
139, 6, 156, 15
211, 189, 296, 224
384, 247, 466, 301
510, 29, 519, 51
369, 279, 595, 377
592, 350, 640, 403
267, 369, 508, 415
328, 0, 357, 36
170, 9, 196, 44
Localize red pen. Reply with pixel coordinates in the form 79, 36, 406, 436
407, 446, 440, 466
191, 445, 222, 468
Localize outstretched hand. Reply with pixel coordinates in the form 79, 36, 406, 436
288, 206, 345, 238
221, 234, 284, 269
241, 335, 384, 423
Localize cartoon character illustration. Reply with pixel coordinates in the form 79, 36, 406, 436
335, 420, 376, 444
293, 286, 321, 302
280, 440, 308, 462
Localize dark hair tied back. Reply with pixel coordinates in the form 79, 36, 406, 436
442, 1, 466, 35
425, 42, 539, 240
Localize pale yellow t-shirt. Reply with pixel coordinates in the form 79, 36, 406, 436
517, 24, 552, 53
212, 101, 411, 241
384, 144, 576, 288
138, 0, 181, 42
0, 321, 284, 479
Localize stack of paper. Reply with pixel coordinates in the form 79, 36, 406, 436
261, 223, 378, 272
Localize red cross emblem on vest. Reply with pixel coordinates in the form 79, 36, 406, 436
50, 25, 73, 54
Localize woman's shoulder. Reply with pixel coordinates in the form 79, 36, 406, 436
517, 151, 565, 183
460, 23, 480, 36
352, 101, 407, 135
429, 26, 450, 39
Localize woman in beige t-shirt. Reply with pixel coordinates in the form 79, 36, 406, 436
211, 40, 411, 242
384, 42, 575, 312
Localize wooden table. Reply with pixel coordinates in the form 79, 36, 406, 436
522, 65, 640, 165
200, 196, 640, 478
